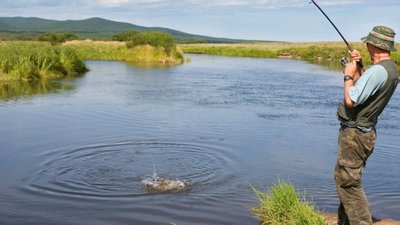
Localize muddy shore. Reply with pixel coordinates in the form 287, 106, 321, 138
322, 213, 400, 225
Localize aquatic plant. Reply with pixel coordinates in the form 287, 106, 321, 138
0, 42, 88, 82
251, 180, 327, 225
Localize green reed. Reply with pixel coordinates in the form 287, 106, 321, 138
180, 43, 277, 58
0, 42, 88, 82
64, 40, 184, 64
251, 180, 327, 225
0, 40, 184, 82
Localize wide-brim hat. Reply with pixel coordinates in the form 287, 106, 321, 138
361, 26, 397, 52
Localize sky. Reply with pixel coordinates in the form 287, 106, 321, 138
1, 0, 400, 42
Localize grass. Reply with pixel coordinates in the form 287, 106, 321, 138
64, 40, 184, 64
1, 41, 397, 82
0, 42, 88, 82
251, 180, 327, 225
0, 40, 184, 82
180, 42, 400, 70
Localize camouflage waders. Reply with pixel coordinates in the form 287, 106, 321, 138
334, 127, 376, 225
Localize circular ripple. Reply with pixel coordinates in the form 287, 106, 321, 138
23, 140, 236, 199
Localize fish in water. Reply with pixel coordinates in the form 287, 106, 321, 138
142, 174, 186, 193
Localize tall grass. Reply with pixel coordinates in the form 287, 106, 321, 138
0, 40, 184, 82
126, 32, 176, 55
180, 43, 277, 58
251, 180, 327, 225
64, 40, 184, 64
0, 42, 88, 82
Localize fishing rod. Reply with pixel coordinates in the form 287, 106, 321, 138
309, 0, 364, 69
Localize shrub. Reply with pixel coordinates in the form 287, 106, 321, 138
112, 30, 140, 42
251, 180, 327, 225
126, 32, 176, 55
38, 32, 79, 45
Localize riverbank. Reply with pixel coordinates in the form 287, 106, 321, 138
179, 42, 400, 70
322, 213, 400, 225
251, 180, 400, 225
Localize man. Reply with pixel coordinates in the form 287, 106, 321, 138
335, 26, 399, 225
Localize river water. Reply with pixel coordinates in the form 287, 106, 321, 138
0, 55, 399, 224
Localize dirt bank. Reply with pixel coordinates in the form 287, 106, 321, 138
322, 213, 400, 225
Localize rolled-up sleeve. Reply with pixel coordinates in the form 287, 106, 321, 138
348, 65, 388, 106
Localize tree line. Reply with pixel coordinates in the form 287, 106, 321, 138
35, 30, 176, 55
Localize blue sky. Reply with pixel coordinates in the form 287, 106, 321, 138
1, 0, 399, 42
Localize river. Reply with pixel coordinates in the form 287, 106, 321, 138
0, 54, 399, 224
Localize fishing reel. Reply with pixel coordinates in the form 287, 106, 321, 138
340, 57, 349, 67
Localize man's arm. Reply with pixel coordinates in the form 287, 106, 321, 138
343, 61, 388, 108
343, 60, 358, 108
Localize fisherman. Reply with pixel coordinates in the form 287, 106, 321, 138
335, 26, 399, 225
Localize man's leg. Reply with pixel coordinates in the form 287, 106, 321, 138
335, 128, 375, 225
337, 198, 350, 224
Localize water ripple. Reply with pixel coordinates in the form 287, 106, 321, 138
22, 140, 237, 200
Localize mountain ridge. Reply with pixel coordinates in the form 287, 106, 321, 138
0, 17, 259, 43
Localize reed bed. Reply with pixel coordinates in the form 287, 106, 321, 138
0, 40, 184, 82
251, 180, 327, 225
0, 42, 88, 82
64, 40, 184, 64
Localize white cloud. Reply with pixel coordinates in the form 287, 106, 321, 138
185, 0, 363, 9
96, 0, 168, 7
97, 0, 130, 6
86, 0, 367, 9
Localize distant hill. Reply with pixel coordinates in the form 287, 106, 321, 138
0, 17, 257, 43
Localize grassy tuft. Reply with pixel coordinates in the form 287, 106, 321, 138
251, 180, 327, 225
0, 42, 88, 82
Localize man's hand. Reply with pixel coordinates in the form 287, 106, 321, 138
344, 60, 357, 77
348, 49, 362, 62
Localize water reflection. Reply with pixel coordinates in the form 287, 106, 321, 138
0, 79, 75, 101
126, 60, 179, 69
308, 59, 344, 71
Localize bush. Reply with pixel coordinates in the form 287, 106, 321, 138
251, 180, 327, 225
112, 30, 140, 42
38, 32, 79, 45
126, 32, 176, 55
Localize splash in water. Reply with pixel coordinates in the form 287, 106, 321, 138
142, 173, 186, 193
